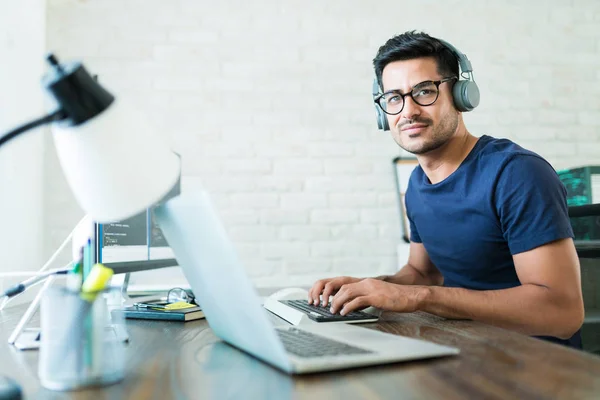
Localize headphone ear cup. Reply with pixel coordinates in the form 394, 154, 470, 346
373, 78, 390, 131
452, 80, 480, 112
375, 105, 390, 131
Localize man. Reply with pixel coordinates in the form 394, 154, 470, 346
308, 31, 584, 348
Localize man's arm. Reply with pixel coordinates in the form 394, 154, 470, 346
332, 238, 584, 339
377, 242, 444, 286
308, 241, 441, 306
420, 237, 584, 339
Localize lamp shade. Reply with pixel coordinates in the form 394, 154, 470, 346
52, 97, 180, 223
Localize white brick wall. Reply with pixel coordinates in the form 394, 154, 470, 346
42, 0, 600, 287
0, 0, 46, 304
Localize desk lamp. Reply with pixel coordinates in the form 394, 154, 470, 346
0, 54, 180, 392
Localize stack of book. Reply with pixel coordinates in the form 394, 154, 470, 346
114, 304, 204, 322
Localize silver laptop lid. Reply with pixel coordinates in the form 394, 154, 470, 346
155, 189, 291, 371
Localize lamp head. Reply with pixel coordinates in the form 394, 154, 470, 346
43, 54, 114, 126
43, 54, 181, 222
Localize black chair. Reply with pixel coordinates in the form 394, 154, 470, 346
570, 204, 600, 355
569, 203, 600, 259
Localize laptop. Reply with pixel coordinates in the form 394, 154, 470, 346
154, 190, 459, 374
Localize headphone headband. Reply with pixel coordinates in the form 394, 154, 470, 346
436, 38, 473, 75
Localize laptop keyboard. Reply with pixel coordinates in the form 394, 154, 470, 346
277, 328, 374, 358
280, 299, 377, 322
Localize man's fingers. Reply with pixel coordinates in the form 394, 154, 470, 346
321, 280, 344, 307
330, 285, 353, 314
308, 276, 360, 307
340, 297, 369, 316
308, 281, 326, 305
330, 283, 371, 314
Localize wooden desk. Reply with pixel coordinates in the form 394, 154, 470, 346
2, 303, 600, 399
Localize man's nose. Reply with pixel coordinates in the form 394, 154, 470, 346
400, 96, 421, 120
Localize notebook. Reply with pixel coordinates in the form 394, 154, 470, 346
114, 305, 204, 322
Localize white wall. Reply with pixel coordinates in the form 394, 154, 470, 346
0, 0, 46, 302
44, 0, 600, 287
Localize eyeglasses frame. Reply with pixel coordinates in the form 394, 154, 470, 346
167, 287, 195, 304
373, 77, 458, 115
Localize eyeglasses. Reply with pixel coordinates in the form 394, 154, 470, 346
374, 77, 457, 115
167, 287, 195, 304
133, 287, 196, 310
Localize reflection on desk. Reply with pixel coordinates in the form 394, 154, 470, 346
3, 302, 600, 399
194, 342, 292, 399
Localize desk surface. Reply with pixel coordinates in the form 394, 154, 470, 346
2, 302, 600, 400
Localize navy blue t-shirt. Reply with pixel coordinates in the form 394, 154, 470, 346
405, 135, 581, 349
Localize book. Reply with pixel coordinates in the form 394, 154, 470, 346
114, 305, 205, 322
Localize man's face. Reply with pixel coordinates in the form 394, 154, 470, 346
380, 57, 459, 155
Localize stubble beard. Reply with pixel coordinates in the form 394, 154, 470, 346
394, 111, 460, 155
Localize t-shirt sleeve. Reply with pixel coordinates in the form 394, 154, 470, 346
495, 155, 574, 255
408, 214, 422, 243
405, 179, 422, 243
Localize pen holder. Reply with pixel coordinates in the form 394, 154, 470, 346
38, 286, 126, 391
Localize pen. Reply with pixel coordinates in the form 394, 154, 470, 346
134, 302, 170, 309
81, 238, 92, 372
82, 238, 92, 282
1, 267, 72, 299
134, 301, 195, 310
67, 247, 84, 292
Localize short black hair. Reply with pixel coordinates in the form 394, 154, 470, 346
373, 30, 459, 91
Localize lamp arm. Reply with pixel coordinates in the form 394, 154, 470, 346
0, 109, 66, 148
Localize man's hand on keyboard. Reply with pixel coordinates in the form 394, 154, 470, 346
308, 276, 363, 307
328, 278, 423, 316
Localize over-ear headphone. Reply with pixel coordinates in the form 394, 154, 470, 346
373, 38, 480, 131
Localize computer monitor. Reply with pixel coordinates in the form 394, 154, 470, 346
95, 208, 178, 274
95, 179, 182, 301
